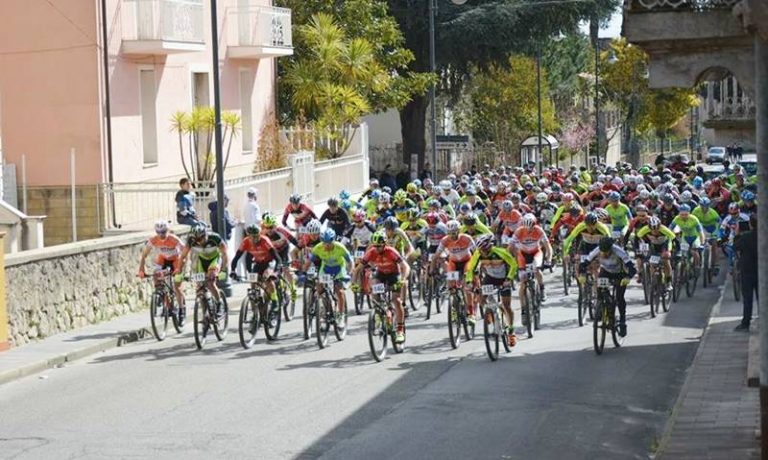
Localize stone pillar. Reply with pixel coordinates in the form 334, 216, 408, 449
755, 33, 768, 459
0, 233, 8, 351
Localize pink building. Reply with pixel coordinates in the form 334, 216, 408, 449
0, 0, 292, 244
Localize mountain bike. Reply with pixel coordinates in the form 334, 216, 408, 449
352, 248, 372, 315
519, 265, 542, 338
146, 269, 183, 341
309, 273, 347, 349
275, 266, 296, 322
236, 273, 282, 349
189, 272, 229, 350
479, 284, 511, 362
302, 266, 318, 340
593, 276, 624, 355
647, 253, 669, 317
367, 282, 405, 362
407, 255, 424, 312
423, 254, 444, 320
701, 236, 717, 288
446, 271, 474, 349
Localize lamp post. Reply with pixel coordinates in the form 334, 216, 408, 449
210, 0, 225, 236
537, 52, 543, 175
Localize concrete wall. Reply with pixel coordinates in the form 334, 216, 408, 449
4, 230, 158, 347
26, 186, 103, 246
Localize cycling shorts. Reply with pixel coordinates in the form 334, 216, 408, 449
446, 259, 468, 277
373, 272, 401, 292
481, 275, 511, 297
195, 255, 220, 273
517, 250, 543, 270
250, 262, 276, 279
154, 257, 178, 273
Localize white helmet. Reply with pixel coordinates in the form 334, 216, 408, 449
680, 191, 693, 202
446, 220, 461, 233
154, 220, 169, 234
306, 219, 322, 234
521, 213, 537, 228
536, 192, 548, 203
440, 180, 452, 191
379, 192, 391, 203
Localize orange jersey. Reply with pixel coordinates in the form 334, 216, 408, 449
436, 234, 475, 262
147, 234, 183, 262
511, 226, 547, 254
496, 209, 522, 235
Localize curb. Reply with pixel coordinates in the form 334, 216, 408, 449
654, 275, 728, 458
0, 326, 152, 387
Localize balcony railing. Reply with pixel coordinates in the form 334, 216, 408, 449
705, 97, 756, 120
121, 0, 205, 54
627, 0, 740, 12
227, 6, 293, 59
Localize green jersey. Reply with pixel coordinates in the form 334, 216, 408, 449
670, 215, 703, 238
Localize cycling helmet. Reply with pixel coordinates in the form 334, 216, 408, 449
585, 212, 598, 225
521, 213, 537, 228
190, 223, 207, 239
320, 228, 336, 243
327, 197, 339, 207
679, 204, 691, 213
423, 178, 433, 188
464, 213, 478, 226
383, 216, 399, 230
352, 210, 366, 222
370, 189, 381, 200
538, 178, 548, 188
154, 220, 169, 234
465, 186, 477, 196
648, 217, 661, 230
639, 190, 650, 200
370, 231, 386, 246
568, 205, 582, 216
459, 202, 472, 214
662, 193, 674, 204
245, 224, 260, 236
405, 208, 420, 220
339, 190, 351, 200
501, 200, 514, 212
699, 197, 711, 208
406, 183, 418, 193
680, 191, 692, 203
611, 177, 624, 188
551, 183, 562, 193
523, 182, 534, 190
413, 179, 423, 188
427, 199, 441, 209
741, 190, 756, 202
599, 236, 615, 252
289, 193, 302, 205
379, 192, 391, 203
306, 219, 322, 234
440, 180, 452, 191
262, 213, 277, 228
382, 186, 392, 195
608, 191, 620, 202
475, 233, 495, 252
635, 204, 648, 213
728, 202, 740, 214
563, 193, 574, 202
394, 190, 407, 202
595, 208, 609, 221
510, 193, 521, 202
639, 166, 651, 175
425, 212, 439, 225
446, 220, 461, 234
536, 192, 548, 203
369, 179, 379, 187
692, 177, 703, 188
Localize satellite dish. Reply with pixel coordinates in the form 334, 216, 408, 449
451, 0, 468, 4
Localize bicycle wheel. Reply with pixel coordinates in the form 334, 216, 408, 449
263, 297, 282, 341
238, 297, 259, 349
408, 270, 420, 311
562, 258, 570, 296
685, 260, 697, 298
424, 278, 434, 320
368, 308, 387, 362
533, 287, 541, 331
193, 297, 208, 350
354, 291, 364, 316
463, 301, 476, 341
577, 280, 586, 327
500, 309, 511, 353
702, 247, 711, 288
483, 307, 499, 361
279, 278, 296, 322
302, 288, 315, 340
316, 295, 331, 349
593, 300, 607, 355
611, 302, 624, 348
150, 292, 169, 341
333, 297, 347, 342
642, 264, 651, 305
672, 261, 683, 303
447, 293, 462, 349
392, 320, 405, 354
649, 275, 657, 318
525, 283, 537, 337
213, 296, 229, 341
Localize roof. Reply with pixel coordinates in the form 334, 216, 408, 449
520, 135, 559, 149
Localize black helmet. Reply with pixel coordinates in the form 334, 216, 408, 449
585, 212, 598, 225
463, 213, 477, 226
289, 193, 301, 204
245, 224, 260, 236
383, 216, 399, 230
599, 236, 614, 252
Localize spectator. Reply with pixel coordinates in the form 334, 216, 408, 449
395, 166, 410, 190
735, 142, 744, 161
208, 194, 236, 241
420, 162, 433, 182
175, 178, 200, 226
242, 187, 261, 227
380, 164, 397, 191
654, 152, 666, 167
734, 214, 758, 332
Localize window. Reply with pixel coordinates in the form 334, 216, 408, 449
139, 68, 158, 165
239, 69, 254, 154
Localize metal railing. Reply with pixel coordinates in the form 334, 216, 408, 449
122, 0, 205, 43
628, 0, 740, 12
705, 97, 756, 120
227, 5, 292, 49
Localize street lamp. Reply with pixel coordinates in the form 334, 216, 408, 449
429, 0, 468, 180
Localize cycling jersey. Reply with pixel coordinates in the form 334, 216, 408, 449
511, 225, 547, 254
386, 227, 413, 255
671, 215, 704, 238
362, 246, 403, 275
265, 227, 298, 252
319, 208, 350, 237
311, 241, 352, 278
424, 223, 448, 249
550, 214, 583, 240
147, 234, 184, 263
282, 203, 316, 228
657, 204, 679, 227
236, 235, 279, 264
393, 199, 417, 222
605, 203, 632, 229
636, 224, 676, 249
562, 222, 611, 255
460, 221, 492, 237
187, 232, 224, 260
464, 247, 518, 282
344, 222, 377, 247
583, 244, 632, 275
436, 234, 475, 262
495, 209, 522, 235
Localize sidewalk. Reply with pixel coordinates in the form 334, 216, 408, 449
0, 282, 251, 386
658, 279, 760, 459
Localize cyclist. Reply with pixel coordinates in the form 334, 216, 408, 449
658, 194, 679, 228
604, 191, 633, 245
423, 212, 449, 262
401, 208, 428, 254
291, 219, 322, 274
392, 190, 417, 223
320, 197, 350, 238
494, 200, 523, 240
465, 234, 519, 347
375, 193, 396, 224
282, 193, 317, 234
176, 223, 229, 314
353, 231, 410, 343
460, 212, 493, 237
432, 220, 477, 322
692, 197, 722, 274
261, 213, 299, 301
720, 203, 751, 271
579, 236, 636, 337
636, 216, 676, 284
343, 210, 377, 255
138, 221, 186, 323
308, 228, 353, 324
670, 204, 705, 271
230, 224, 283, 311
739, 190, 757, 218
510, 214, 552, 301
550, 205, 584, 247
563, 211, 611, 278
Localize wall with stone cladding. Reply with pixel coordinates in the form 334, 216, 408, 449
4, 231, 158, 347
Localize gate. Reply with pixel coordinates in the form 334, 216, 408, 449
291, 151, 314, 203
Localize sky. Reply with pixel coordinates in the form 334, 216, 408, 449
579, 10, 623, 38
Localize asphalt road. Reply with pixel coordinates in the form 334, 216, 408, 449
0, 267, 721, 460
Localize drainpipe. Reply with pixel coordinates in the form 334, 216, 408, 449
100, 0, 120, 229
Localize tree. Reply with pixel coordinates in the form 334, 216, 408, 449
462, 55, 557, 163
387, 0, 618, 171
276, 0, 432, 122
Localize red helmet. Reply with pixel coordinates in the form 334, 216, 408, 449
425, 212, 439, 225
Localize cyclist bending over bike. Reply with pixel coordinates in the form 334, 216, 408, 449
431, 220, 477, 323
579, 237, 636, 337
511, 214, 552, 301
231, 224, 283, 310
670, 204, 705, 270
138, 220, 186, 323
176, 223, 229, 313
308, 228, 353, 324
352, 231, 411, 343
636, 217, 675, 283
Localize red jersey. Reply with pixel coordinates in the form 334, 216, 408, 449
362, 246, 403, 275
551, 214, 583, 240
282, 203, 316, 227
238, 235, 278, 264
147, 234, 183, 263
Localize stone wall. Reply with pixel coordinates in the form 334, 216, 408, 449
4, 230, 160, 347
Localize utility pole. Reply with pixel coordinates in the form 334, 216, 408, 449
210, 0, 226, 237
429, 0, 438, 180
537, 52, 543, 175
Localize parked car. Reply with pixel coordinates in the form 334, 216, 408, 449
699, 164, 725, 181
706, 146, 726, 164
738, 153, 757, 176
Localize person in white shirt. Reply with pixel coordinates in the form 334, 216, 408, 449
242, 187, 261, 226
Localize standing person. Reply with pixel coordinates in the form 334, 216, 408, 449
175, 178, 200, 226
734, 214, 758, 332
380, 164, 397, 192
420, 162, 433, 182
208, 195, 236, 242
238, 187, 261, 274
735, 142, 744, 161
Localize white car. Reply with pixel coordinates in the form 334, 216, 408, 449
706, 146, 726, 164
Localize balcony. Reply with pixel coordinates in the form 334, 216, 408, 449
227, 6, 293, 59
701, 77, 755, 129
121, 0, 205, 55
